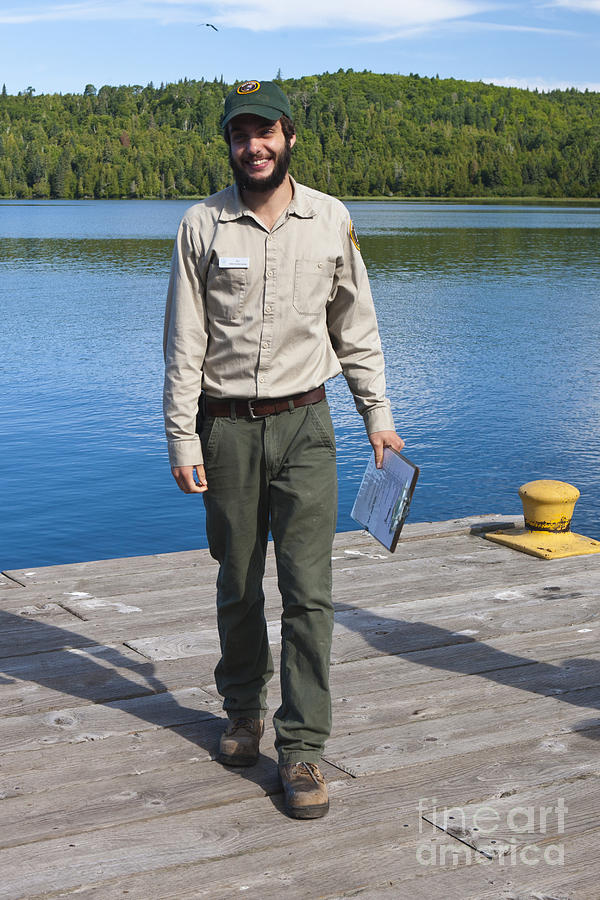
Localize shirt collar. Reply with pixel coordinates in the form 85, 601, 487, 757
287, 178, 316, 219
218, 177, 316, 222
219, 184, 245, 222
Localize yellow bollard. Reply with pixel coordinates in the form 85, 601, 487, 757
486, 479, 600, 560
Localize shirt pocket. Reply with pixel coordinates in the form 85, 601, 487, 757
206, 264, 248, 321
292, 259, 336, 316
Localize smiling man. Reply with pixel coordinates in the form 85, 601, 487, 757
163, 80, 403, 818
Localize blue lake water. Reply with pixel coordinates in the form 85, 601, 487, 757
1, 199, 599, 570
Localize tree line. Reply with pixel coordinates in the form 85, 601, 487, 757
1, 71, 599, 200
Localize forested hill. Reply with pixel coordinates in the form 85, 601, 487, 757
1, 71, 599, 200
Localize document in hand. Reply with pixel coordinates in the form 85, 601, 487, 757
351, 448, 419, 552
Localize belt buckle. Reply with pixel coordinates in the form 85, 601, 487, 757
247, 399, 268, 420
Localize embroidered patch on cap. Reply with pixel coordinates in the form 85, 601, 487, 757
349, 220, 361, 252
237, 81, 260, 95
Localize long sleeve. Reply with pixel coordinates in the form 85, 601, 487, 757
326, 215, 395, 434
163, 220, 208, 467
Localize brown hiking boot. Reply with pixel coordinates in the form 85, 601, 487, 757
279, 761, 329, 819
217, 717, 264, 766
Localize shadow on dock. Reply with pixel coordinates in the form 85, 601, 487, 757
2, 597, 600, 757
0, 609, 279, 793
333, 601, 600, 738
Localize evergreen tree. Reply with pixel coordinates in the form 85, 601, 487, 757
0, 72, 598, 200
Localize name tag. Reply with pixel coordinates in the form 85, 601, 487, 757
219, 257, 249, 269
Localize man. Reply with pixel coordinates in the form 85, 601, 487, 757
163, 80, 404, 819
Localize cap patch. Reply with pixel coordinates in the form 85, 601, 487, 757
237, 80, 260, 95
349, 221, 361, 252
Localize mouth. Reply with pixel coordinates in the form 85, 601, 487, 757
244, 157, 273, 172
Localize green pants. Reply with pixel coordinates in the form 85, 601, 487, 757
201, 398, 337, 765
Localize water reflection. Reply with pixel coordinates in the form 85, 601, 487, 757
362, 228, 600, 279
0, 238, 172, 275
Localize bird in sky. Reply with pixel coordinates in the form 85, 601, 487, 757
199, 23, 218, 31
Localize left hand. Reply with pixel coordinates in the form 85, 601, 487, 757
369, 430, 405, 469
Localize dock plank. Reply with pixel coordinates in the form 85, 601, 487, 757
327, 621, 600, 694
328, 653, 600, 739
32, 829, 592, 900
3, 768, 593, 900
0, 730, 347, 850
120, 576, 600, 662
323, 684, 600, 776
2, 523, 599, 900
0, 687, 220, 754
0, 535, 517, 606
1, 515, 521, 587
2, 558, 597, 665
0, 645, 217, 717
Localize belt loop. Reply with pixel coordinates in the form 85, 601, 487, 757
230, 400, 237, 422
288, 399, 294, 413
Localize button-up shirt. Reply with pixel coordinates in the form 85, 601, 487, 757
163, 178, 395, 467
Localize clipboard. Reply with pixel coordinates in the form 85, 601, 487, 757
351, 448, 419, 552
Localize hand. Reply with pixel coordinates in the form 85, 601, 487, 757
369, 430, 405, 469
171, 465, 208, 493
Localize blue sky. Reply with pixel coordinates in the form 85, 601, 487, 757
1, 0, 599, 95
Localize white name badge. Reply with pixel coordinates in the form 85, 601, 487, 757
219, 257, 249, 269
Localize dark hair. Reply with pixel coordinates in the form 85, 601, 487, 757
223, 114, 296, 146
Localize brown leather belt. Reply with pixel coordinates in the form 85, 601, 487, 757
204, 385, 325, 420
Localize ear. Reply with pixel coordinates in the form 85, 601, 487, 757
289, 132, 297, 149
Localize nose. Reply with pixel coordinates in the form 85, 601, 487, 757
246, 136, 262, 155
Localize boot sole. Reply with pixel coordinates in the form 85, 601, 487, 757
216, 752, 259, 767
285, 801, 329, 819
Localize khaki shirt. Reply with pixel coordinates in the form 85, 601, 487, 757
163, 178, 395, 468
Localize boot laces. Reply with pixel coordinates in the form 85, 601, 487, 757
294, 762, 323, 785
228, 717, 256, 735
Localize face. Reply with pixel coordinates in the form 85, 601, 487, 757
228, 114, 296, 193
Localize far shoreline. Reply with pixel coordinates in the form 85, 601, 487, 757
2, 195, 600, 206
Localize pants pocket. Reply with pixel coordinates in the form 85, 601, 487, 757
200, 416, 223, 462
307, 401, 336, 454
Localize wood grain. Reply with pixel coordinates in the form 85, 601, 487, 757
1, 520, 599, 899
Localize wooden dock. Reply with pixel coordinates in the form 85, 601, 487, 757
1, 514, 599, 899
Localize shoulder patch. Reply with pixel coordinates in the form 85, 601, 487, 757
237, 80, 260, 95
349, 220, 361, 252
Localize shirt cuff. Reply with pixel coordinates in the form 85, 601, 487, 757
362, 404, 396, 435
168, 436, 204, 468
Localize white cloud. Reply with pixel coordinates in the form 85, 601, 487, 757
0, 0, 495, 29
549, 0, 600, 10
464, 19, 579, 34
205, 0, 493, 31
355, 13, 581, 42
484, 75, 600, 91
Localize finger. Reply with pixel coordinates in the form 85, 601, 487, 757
373, 441, 384, 469
182, 475, 205, 493
194, 465, 208, 492
172, 468, 205, 494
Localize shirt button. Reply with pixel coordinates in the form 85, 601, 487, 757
266, 271, 273, 278
259, 376, 265, 383
265, 305, 272, 312
318, 262, 323, 269
262, 342, 269, 349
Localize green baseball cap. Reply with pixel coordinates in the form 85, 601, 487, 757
221, 80, 292, 129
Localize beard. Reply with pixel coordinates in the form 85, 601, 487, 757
229, 139, 292, 193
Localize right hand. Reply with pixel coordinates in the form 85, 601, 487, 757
171, 465, 207, 493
